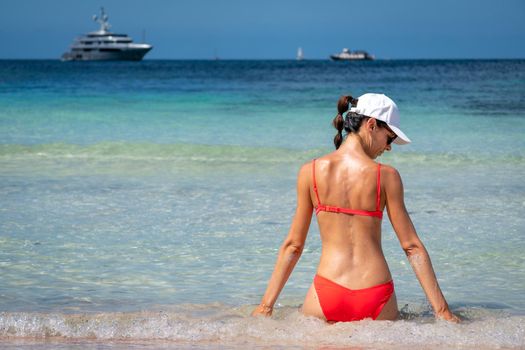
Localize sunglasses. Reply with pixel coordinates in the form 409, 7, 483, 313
387, 134, 397, 145
383, 125, 397, 145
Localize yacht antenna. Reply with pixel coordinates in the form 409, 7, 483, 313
93, 7, 111, 33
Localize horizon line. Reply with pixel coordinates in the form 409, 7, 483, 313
1, 57, 524, 61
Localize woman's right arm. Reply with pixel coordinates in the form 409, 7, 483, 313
251, 163, 314, 317
384, 166, 459, 322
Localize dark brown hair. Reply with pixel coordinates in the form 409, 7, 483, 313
332, 95, 358, 149
332, 95, 391, 149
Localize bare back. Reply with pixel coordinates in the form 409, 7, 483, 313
310, 155, 393, 289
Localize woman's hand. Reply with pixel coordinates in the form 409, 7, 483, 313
436, 308, 460, 323
251, 303, 273, 317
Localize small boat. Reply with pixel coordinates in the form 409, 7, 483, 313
296, 47, 304, 61
61, 7, 152, 61
330, 48, 374, 61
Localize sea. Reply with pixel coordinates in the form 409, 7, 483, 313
0, 59, 524, 349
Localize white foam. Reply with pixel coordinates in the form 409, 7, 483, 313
1, 305, 523, 349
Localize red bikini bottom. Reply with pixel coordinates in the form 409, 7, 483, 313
314, 274, 394, 322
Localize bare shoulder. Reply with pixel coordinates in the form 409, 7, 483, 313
296, 160, 314, 186
379, 163, 402, 185
298, 160, 313, 177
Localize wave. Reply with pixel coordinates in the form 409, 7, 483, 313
0, 142, 316, 164
1, 142, 523, 179
1, 142, 523, 165
0, 303, 523, 349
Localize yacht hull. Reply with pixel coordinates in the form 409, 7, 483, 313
62, 47, 152, 61
330, 55, 373, 61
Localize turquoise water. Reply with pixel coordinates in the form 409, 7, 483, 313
0, 59, 524, 348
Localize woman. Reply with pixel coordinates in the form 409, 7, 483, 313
252, 93, 459, 323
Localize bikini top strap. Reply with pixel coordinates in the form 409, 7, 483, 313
376, 163, 382, 211
312, 159, 321, 206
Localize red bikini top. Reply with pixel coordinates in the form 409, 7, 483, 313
312, 159, 383, 219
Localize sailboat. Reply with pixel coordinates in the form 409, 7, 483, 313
296, 47, 304, 61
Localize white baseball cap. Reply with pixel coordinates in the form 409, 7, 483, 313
350, 93, 411, 145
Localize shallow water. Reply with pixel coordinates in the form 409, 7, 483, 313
1, 306, 524, 349
0, 59, 524, 348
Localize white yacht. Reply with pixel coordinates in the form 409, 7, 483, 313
330, 48, 374, 61
61, 7, 152, 61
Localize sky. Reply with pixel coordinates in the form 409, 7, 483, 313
0, 0, 524, 59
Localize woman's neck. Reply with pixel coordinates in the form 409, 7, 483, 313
338, 134, 373, 160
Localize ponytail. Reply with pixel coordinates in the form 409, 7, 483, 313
332, 95, 358, 149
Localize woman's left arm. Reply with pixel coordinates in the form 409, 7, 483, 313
251, 163, 314, 316
384, 166, 460, 322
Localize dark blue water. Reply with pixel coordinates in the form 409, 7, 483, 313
2, 59, 524, 153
